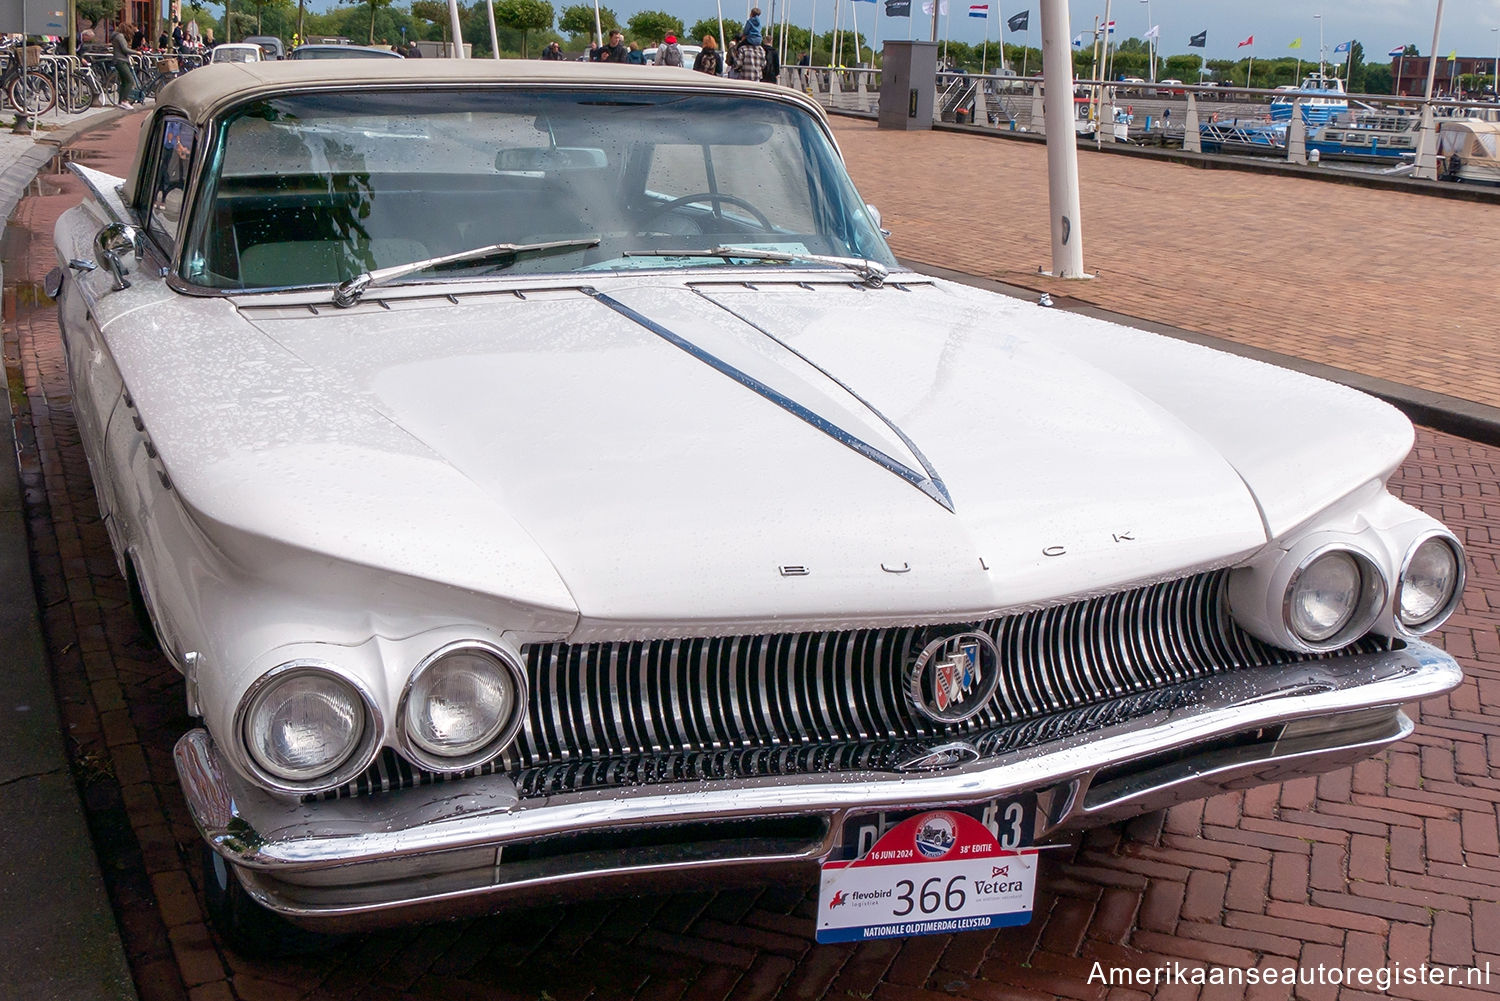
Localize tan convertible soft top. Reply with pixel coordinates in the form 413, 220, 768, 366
155, 58, 787, 126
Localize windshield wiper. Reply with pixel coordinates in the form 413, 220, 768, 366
332, 237, 600, 308
622, 245, 889, 288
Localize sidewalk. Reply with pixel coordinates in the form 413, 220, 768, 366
831, 116, 1500, 424
0, 108, 138, 1001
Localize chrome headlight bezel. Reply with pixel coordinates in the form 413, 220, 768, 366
1281, 544, 1387, 652
234, 660, 383, 795
397, 640, 527, 773
1394, 531, 1465, 635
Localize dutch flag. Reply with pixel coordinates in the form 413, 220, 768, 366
1388, 45, 1405, 57
969, 4, 988, 17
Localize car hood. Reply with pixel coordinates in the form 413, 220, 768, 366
215, 273, 1324, 634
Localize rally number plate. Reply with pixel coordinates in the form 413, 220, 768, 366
817, 799, 1040, 944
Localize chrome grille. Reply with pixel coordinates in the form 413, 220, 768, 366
506, 571, 1303, 769
314, 570, 1392, 802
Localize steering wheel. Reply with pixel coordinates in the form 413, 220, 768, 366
642, 191, 775, 233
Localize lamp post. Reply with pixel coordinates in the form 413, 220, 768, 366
1492, 27, 1498, 100
1314, 13, 1324, 76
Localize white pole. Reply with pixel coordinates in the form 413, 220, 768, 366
485, 0, 499, 57
1412, 0, 1445, 179
850, 0, 862, 65
833, 0, 841, 65
1316, 12, 1323, 76
1101, 0, 1112, 82
808, 0, 816, 64
980, 6, 988, 74
593, 0, 603, 54
1493, 28, 1498, 100
1039, 0, 1084, 277
718, 0, 727, 69
448, 0, 466, 56
941, 0, 949, 65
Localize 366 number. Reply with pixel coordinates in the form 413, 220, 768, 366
892, 876, 967, 916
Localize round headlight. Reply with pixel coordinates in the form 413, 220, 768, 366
243, 668, 367, 783
1398, 535, 1463, 631
401, 643, 524, 770
1285, 548, 1384, 648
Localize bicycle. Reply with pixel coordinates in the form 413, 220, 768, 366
0, 44, 57, 116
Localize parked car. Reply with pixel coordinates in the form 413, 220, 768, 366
49, 59, 1464, 954
288, 43, 403, 59
1157, 77, 1185, 95
241, 34, 285, 59
207, 42, 262, 64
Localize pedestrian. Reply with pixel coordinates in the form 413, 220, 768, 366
171, 19, 185, 51
406, 40, 423, 57
656, 33, 683, 66
112, 21, 142, 109
599, 30, 628, 62
742, 7, 763, 46
731, 30, 765, 80
692, 35, 721, 75
627, 41, 646, 64
761, 38, 779, 83
540, 40, 563, 60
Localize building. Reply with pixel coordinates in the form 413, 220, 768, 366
1392, 54, 1497, 97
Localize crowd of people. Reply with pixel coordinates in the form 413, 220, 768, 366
564, 8, 783, 83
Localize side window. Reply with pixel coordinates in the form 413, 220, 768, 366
145, 118, 198, 252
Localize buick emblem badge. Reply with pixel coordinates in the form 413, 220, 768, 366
907, 631, 1001, 724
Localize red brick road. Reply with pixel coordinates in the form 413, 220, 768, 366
4, 114, 1500, 1001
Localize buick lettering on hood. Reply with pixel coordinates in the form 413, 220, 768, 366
49, 60, 1464, 953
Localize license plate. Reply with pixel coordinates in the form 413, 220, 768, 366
816, 799, 1040, 944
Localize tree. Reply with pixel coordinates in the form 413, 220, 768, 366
338, 0, 394, 43
1162, 53, 1202, 80
625, 9, 680, 46
689, 17, 722, 45
1363, 64, 1393, 94
559, 3, 617, 41
495, 0, 553, 56
411, 0, 447, 45
1345, 40, 1366, 92
75, 0, 121, 30
245, 0, 291, 34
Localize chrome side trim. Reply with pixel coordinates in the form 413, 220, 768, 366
177, 640, 1460, 910
581, 286, 955, 512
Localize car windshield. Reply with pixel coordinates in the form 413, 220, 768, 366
181, 88, 893, 291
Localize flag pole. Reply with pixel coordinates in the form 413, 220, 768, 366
942, 0, 949, 65
850, 0, 862, 66
833, 0, 841, 65
1021, 22, 1029, 78
980, 5, 988, 74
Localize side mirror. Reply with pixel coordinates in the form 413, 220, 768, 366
95, 222, 144, 291
866, 203, 891, 238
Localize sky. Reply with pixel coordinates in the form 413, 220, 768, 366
624, 0, 1500, 62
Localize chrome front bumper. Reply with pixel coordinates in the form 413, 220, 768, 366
175, 640, 1460, 931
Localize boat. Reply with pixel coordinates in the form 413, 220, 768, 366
1307, 111, 1420, 162
1269, 72, 1349, 127
1437, 118, 1500, 185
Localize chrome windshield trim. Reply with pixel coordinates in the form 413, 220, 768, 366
581, 286, 955, 512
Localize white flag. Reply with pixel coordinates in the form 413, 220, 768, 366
1144, 24, 1160, 40
921, 0, 949, 14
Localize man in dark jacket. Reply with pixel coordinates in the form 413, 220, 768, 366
761, 40, 780, 83
599, 30, 628, 62
540, 41, 563, 59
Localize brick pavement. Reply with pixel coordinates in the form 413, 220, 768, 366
831, 118, 1500, 413
5, 113, 1500, 1001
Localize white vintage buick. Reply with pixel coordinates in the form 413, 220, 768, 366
51, 60, 1464, 952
